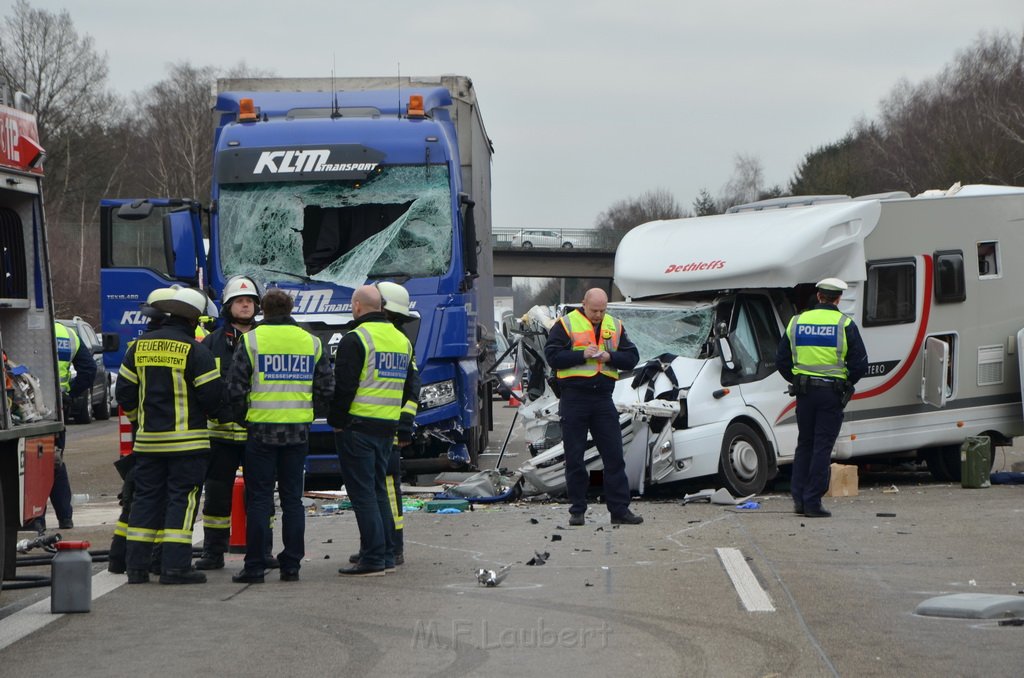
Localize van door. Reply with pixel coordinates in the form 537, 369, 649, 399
99, 199, 205, 369
728, 293, 795, 460
921, 336, 950, 408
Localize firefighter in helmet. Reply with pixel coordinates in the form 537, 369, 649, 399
116, 286, 225, 584
194, 275, 280, 570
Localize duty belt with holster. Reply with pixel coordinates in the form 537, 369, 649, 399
788, 375, 856, 407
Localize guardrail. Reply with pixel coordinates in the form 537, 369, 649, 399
492, 227, 619, 250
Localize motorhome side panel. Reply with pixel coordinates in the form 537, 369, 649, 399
839, 192, 1024, 457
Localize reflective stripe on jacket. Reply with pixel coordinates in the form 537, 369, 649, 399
555, 310, 622, 380
350, 321, 413, 424
244, 324, 321, 424
54, 322, 80, 394
787, 308, 851, 380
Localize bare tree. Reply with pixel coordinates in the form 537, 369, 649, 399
594, 188, 687, 247
716, 154, 766, 211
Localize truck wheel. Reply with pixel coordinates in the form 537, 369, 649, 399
93, 381, 111, 420
937, 444, 962, 482
718, 422, 769, 496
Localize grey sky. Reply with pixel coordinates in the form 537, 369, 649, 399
27, 1, 1024, 229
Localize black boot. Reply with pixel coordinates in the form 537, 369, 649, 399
194, 552, 225, 570
127, 569, 149, 584
108, 535, 127, 574
160, 568, 207, 585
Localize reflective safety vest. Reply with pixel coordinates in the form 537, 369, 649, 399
54, 322, 80, 394
787, 308, 851, 380
350, 321, 413, 424
555, 310, 622, 380
243, 324, 322, 424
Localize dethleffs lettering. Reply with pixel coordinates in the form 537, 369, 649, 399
664, 260, 726, 274
253, 149, 379, 175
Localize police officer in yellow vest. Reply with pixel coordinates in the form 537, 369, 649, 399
43, 322, 95, 531
226, 289, 334, 583
194, 275, 278, 571
544, 288, 642, 526
776, 278, 868, 518
330, 285, 418, 576
116, 287, 225, 584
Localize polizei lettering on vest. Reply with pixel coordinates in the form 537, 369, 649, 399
253, 149, 379, 176
259, 354, 314, 380
375, 352, 410, 379
796, 325, 837, 337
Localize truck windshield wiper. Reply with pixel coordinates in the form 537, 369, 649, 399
366, 272, 412, 283
262, 268, 314, 284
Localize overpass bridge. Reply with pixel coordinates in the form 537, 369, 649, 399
491, 227, 617, 279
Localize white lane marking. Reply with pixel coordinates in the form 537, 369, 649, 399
0, 524, 205, 651
716, 547, 775, 612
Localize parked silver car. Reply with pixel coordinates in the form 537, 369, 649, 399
510, 229, 575, 248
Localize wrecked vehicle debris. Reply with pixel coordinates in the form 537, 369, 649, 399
476, 564, 512, 587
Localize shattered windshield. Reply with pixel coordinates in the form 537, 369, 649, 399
218, 165, 452, 288
609, 303, 716, 361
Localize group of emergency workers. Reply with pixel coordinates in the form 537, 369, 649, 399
108, 277, 418, 584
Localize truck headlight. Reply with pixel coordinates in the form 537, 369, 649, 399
419, 379, 456, 409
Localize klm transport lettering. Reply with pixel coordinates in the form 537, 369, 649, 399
259, 354, 314, 381
664, 260, 726, 273
375, 352, 410, 380
254, 150, 378, 175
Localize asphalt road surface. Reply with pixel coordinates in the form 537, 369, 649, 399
2, 405, 1023, 677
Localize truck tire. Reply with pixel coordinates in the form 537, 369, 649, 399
718, 422, 769, 496
924, 449, 952, 481
93, 381, 111, 420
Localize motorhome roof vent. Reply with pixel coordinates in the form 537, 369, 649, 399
727, 194, 850, 214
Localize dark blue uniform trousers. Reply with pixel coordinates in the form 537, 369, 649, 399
559, 388, 630, 517
336, 430, 395, 569
243, 439, 306, 573
126, 454, 208, 573
792, 384, 845, 509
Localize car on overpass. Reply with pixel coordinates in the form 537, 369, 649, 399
510, 229, 575, 248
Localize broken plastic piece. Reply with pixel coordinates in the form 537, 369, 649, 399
436, 508, 462, 514
476, 564, 512, 587
736, 501, 760, 510
526, 551, 550, 566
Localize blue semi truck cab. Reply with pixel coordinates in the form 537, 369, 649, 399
99, 75, 494, 478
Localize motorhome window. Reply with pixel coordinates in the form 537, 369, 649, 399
933, 250, 966, 303
606, 303, 716, 362
977, 241, 1000, 279
219, 166, 453, 289
0, 207, 28, 298
864, 259, 916, 327
107, 208, 173, 275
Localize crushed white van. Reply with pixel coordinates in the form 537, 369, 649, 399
519, 184, 1024, 496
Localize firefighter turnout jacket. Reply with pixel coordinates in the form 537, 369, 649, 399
203, 325, 248, 443
116, 316, 225, 454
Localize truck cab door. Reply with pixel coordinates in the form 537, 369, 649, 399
99, 198, 205, 370
921, 336, 949, 408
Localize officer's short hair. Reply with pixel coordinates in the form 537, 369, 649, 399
261, 289, 293, 318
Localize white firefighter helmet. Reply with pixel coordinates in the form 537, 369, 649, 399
140, 285, 180, 318
222, 275, 261, 307
376, 281, 411, 317
152, 287, 207, 321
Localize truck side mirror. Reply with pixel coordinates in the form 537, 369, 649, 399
116, 200, 155, 221
460, 192, 478, 278
717, 336, 736, 371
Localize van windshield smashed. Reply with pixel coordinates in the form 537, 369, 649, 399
218, 166, 452, 289
609, 303, 716, 361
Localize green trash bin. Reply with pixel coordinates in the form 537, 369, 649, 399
961, 436, 991, 489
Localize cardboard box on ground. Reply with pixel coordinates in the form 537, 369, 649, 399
826, 463, 859, 497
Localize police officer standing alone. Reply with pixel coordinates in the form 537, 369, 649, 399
776, 278, 868, 518
227, 289, 334, 583
544, 288, 642, 526
330, 285, 417, 576
116, 287, 225, 584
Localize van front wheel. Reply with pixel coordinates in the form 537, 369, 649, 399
718, 422, 769, 496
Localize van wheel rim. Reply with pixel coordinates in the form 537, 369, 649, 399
731, 440, 758, 481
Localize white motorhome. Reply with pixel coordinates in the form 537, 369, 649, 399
519, 184, 1024, 497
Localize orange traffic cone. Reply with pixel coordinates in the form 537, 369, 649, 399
228, 471, 247, 553
507, 391, 522, 408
